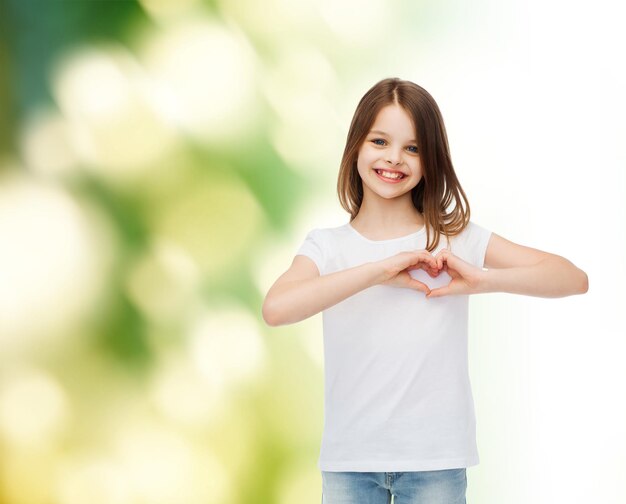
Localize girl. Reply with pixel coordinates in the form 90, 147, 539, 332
262, 77, 588, 504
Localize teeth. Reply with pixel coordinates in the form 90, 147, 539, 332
376, 169, 404, 179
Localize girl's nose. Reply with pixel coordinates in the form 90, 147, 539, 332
385, 147, 403, 165
386, 154, 402, 165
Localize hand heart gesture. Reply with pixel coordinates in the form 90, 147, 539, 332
420, 248, 485, 298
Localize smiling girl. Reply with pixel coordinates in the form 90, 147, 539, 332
262, 77, 588, 504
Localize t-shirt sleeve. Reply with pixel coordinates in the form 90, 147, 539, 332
295, 228, 325, 275
463, 221, 493, 269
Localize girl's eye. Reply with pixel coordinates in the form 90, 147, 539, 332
371, 139, 419, 153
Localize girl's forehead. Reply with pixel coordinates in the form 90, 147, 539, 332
370, 105, 415, 129
368, 118, 417, 141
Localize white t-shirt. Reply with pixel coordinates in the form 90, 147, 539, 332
295, 220, 493, 472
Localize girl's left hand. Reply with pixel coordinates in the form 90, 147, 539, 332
417, 249, 485, 298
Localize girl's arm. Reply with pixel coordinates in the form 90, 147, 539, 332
262, 251, 438, 326
262, 257, 383, 326
478, 232, 589, 298
480, 256, 588, 298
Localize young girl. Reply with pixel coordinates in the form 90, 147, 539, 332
262, 77, 588, 504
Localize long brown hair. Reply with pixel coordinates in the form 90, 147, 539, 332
337, 77, 471, 253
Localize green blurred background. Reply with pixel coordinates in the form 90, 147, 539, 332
0, 0, 623, 503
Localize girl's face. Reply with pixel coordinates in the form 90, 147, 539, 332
356, 103, 423, 201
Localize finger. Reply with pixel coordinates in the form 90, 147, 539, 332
437, 250, 451, 269
422, 253, 438, 269
410, 256, 434, 271
426, 286, 449, 299
410, 279, 431, 294
433, 251, 442, 268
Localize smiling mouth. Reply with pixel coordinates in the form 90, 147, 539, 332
373, 168, 407, 180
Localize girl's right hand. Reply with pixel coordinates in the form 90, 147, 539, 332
378, 250, 440, 294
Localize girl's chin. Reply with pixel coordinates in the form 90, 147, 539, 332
363, 184, 415, 199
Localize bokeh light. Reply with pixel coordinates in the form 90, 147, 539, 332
51, 44, 179, 183
138, 17, 259, 145
0, 173, 116, 353
0, 366, 70, 447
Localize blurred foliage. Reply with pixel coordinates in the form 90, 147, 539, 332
0, 1, 338, 503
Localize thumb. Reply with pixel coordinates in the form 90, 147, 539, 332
426, 286, 450, 299
409, 278, 431, 295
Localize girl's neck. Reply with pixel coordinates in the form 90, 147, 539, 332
350, 205, 425, 239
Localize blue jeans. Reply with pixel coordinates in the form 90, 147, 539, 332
321, 468, 467, 504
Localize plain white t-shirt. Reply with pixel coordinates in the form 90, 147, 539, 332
295, 220, 493, 472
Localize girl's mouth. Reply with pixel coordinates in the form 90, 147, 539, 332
373, 168, 407, 183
